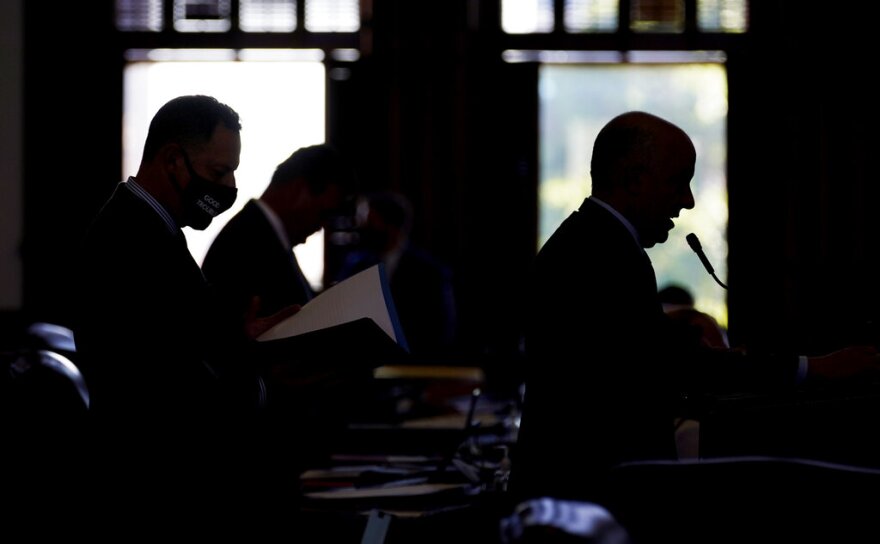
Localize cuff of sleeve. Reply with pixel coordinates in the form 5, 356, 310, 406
796, 355, 809, 384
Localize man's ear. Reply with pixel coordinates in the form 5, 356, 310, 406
161, 143, 185, 175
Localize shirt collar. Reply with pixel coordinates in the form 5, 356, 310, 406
588, 195, 643, 250
125, 176, 179, 234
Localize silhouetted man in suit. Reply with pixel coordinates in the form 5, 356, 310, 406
202, 143, 358, 317
73, 95, 299, 520
201, 143, 362, 472
510, 111, 880, 503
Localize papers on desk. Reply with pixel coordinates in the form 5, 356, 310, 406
300, 463, 428, 482
305, 482, 472, 500
348, 412, 501, 431
300, 458, 477, 508
373, 365, 484, 381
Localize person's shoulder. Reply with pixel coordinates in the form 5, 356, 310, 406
86, 185, 158, 242
537, 209, 596, 254
220, 199, 261, 228
91, 182, 138, 218
208, 200, 263, 244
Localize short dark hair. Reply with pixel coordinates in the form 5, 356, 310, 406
141, 95, 241, 163
269, 143, 358, 196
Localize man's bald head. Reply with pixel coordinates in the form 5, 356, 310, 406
590, 111, 695, 196
589, 111, 697, 247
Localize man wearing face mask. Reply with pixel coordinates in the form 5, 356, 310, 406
74, 95, 296, 472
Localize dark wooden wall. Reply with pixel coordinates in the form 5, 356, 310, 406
22, 1, 123, 328
727, 2, 880, 354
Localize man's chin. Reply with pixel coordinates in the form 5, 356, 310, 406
643, 230, 671, 248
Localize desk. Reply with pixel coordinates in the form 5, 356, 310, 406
697, 382, 880, 467
291, 365, 520, 543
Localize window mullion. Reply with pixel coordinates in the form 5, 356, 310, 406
229, 0, 240, 32
296, 0, 306, 33
553, 0, 565, 34
684, 0, 697, 34
163, 0, 174, 33
619, 0, 632, 34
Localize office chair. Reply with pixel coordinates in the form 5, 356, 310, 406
2, 347, 90, 419
2, 347, 91, 498
2, 352, 94, 534
25, 321, 77, 357
500, 496, 633, 543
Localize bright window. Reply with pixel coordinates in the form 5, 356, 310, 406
501, 0, 748, 34
539, 58, 729, 325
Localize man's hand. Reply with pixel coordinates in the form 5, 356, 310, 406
243, 296, 301, 340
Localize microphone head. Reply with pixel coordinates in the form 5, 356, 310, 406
686, 232, 727, 289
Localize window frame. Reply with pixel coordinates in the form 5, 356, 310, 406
496, 0, 748, 52
115, 0, 361, 52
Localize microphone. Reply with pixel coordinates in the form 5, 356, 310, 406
686, 233, 728, 290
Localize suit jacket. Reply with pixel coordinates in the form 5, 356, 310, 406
74, 182, 257, 432
201, 199, 369, 471
71, 184, 323, 513
202, 199, 314, 317
511, 198, 797, 502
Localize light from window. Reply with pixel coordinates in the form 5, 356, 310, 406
630, 0, 684, 33
240, 0, 297, 32
305, 0, 360, 32
116, 0, 163, 31
123, 52, 328, 289
698, 0, 748, 32
565, 0, 619, 32
174, 0, 232, 32
538, 59, 729, 325
502, 0, 554, 34
502, 0, 748, 35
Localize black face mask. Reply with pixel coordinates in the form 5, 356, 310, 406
177, 150, 237, 230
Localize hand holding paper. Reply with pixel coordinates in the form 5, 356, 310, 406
245, 298, 301, 340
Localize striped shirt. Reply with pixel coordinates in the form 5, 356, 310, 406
125, 176, 179, 235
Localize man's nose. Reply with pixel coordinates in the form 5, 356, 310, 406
681, 188, 695, 210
